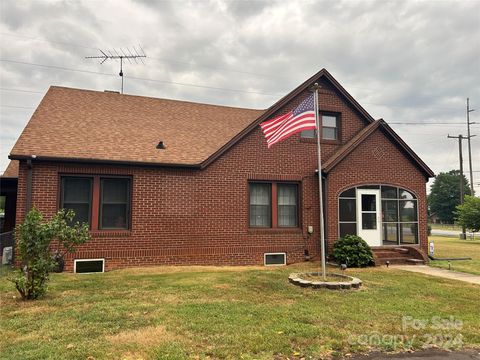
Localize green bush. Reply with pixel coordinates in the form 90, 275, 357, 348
9, 208, 90, 300
332, 235, 374, 267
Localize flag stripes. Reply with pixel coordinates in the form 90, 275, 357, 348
260, 94, 317, 148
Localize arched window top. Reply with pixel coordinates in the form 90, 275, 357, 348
339, 185, 416, 200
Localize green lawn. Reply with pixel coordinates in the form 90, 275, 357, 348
429, 235, 480, 275
1, 263, 479, 360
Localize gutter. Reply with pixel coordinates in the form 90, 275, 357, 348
9, 154, 202, 170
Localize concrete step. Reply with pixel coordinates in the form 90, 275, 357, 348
376, 257, 417, 265
406, 258, 426, 265
374, 251, 410, 259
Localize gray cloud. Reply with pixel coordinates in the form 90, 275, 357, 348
0, 0, 479, 192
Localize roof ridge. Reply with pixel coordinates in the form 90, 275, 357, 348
48, 86, 266, 112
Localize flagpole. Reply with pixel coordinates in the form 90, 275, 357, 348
312, 83, 327, 280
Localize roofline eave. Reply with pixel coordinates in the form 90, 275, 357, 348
8, 154, 203, 170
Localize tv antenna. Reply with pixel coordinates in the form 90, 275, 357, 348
85, 47, 146, 94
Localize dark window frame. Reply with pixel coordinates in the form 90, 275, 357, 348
300, 111, 341, 143
99, 178, 131, 230
248, 181, 300, 229
60, 176, 93, 228
59, 174, 132, 232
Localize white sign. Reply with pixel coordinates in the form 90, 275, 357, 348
429, 241, 435, 257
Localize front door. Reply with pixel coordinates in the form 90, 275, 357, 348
356, 189, 381, 246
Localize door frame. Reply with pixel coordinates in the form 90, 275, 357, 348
356, 188, 382, 247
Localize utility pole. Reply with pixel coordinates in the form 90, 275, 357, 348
466, 98, 476, 196
448, 134, 467, 239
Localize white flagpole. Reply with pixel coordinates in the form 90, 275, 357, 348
313, 83, 327, 280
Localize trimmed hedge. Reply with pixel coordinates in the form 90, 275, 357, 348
332, 235, 374, 268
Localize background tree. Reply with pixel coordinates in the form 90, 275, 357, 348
455, 195, 480, 235
9, 208, 90, 300
428, 170, 471, 223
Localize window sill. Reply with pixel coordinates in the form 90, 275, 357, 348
300, 137, 341, 145
89, 230, 132, 237
248, 228, 302, 235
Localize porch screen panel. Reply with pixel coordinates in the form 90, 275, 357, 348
277, 184, 298, 227
100, 178, 130, 229
338, 185, 419, 245
61, 177, 92, 225
249, 183, 271, 227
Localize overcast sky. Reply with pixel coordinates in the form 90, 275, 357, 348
0, 0, 479, 193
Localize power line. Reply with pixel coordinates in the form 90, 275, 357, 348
0, 31, 286, 80
0, 58, 282, 96
0, 31, 474, 109
0, 105, 36, 109
0, 87, 44, 94
389, 122, 470, 125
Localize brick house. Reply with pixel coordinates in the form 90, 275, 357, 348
3, 69, 434, 272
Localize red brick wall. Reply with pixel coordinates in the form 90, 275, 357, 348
14, 81, 430, 271
326, 129, 429, 254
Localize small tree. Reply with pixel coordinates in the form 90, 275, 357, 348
455, 195, 480, 237
9, 208, 90, 300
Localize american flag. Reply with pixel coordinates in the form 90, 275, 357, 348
260, 93, 317, 148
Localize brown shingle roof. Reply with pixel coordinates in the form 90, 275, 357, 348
1, 160, 19, 178
10, 87, 265, 166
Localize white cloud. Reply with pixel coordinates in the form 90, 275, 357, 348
0, 0, 479, 192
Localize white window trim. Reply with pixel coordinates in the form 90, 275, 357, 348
264, 252, 286, 266
74, 258, 105, 274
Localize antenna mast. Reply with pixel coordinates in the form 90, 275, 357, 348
85, 47, 146, 94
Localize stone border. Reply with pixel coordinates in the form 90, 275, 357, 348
289, 272, 362, 290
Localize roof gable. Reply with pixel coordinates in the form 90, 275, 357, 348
323, 119, 434, 178
1, 160, 19, 178
201, 68, 376, 168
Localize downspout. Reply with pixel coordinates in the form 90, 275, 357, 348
25, 159, 33, 212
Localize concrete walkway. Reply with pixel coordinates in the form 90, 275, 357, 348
393, 265, 480, 285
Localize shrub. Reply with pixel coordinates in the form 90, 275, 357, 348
9, 208, 90, 300
332, 235, 374, 267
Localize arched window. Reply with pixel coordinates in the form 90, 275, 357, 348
338, 185, 418, 246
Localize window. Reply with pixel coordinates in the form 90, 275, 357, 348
100, 178, 130, 229
278, 184, 298, 227
61, 177, 92, 225
74, 259, 105, 273
60, 175, 131, 231
264, 253, 286, 266
301, 113, 339, 141
339, 190, 356, 238
338, 185, 419, 245
322, 114, 338, 140
249, 183, 271, 227
249, 182, 298, 228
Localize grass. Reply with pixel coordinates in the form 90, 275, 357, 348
429, 235, 480, 275
1, 263, 479, 360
